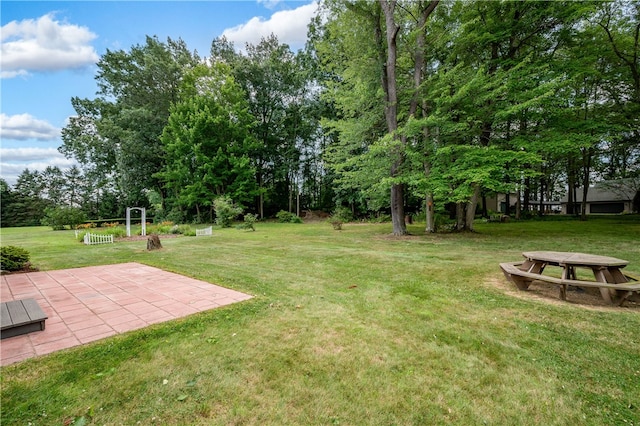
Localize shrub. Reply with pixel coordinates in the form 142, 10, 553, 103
181, 227, 196, 237
328, 217, 344, 230
170, 224, 192, 235
1, 246, 31, 272
327, 207, 352, 230
276, 210, 303, 223
213, 196, 243, 228
237, 213, 258, 231
76, 228, 127, 242
42, 206, 87, 230
147, 223, 174, 234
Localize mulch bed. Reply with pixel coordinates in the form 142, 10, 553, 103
491, 276, 639, 311
116, 234, 182, 242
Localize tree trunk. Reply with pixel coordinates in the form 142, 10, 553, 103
538, 176, 545, 216
523, 176, 530, 212
380, 0, 407, 236
425, 193, 435, 233
415, 1, 439, 234
464, 184, 480, 231
505, 192, 510, 215
147, 234, 162, 251
580, 146, 593, 221
456, 202, 465, 231
567, 155, 576, 215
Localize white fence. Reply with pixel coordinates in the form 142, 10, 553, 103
83, 233, 114, 245
196, 226, 213, 236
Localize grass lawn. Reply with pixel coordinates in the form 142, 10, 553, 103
1, 217, 639, 425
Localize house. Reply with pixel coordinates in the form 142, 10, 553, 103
560, 180, 638, 214
484, 193, 561, 215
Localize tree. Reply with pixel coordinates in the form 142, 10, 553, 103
223, 35, 312, 218
9, 169, 50, 226
41, 206, 87, 230
316, 0, 439, 233
61, 36, 200, 208
159, 63, 258, 222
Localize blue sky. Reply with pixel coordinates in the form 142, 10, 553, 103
1, 0, 318, 186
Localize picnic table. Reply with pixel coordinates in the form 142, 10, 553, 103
500, 251, 640, 306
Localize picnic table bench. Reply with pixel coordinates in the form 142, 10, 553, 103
1, 298, 48, 339
500, 251, 640, 306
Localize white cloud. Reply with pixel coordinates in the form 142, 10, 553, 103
257, 0, 285, 10
0, 113, 60, 141
221, 1, 318, 51
1, 13, 99, 78
0, 147, 77, 186
1, 147, 63, 161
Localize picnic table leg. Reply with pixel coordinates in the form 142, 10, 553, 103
559, 266, 571, 301
523, 260, 546, 274
594, 268, 616, 305
511, 275, 532, 290
606, 267, 628, 284
559, 285, 568, 301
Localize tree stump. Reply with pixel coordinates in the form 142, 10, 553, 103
147, 234, 162, 251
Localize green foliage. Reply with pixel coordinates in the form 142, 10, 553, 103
327, 206, 353, 230
171, 224, 194, 235
236, 213, 258, 231
158, 62, 259, 222
42, 206, 87, 231
61, 36, 200, 208
75, 227, 128, 242
213, 196, 243, 228
276, 210, 303, 223
0, 245, 31, 271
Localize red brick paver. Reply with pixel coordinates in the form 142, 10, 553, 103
0, 263, 252, 366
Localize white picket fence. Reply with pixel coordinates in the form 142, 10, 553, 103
196, 226, 213, 236
83, 232, 114, 245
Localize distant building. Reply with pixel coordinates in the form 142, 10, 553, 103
484, 193, 561, 215
560, 180, 638, 214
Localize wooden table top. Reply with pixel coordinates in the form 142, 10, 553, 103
522, 251, 629, 267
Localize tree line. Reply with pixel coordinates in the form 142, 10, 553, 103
2, 0, 638, 232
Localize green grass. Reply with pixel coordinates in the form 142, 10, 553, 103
1, 217, 639, 425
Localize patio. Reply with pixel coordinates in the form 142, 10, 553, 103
0, 262, 252, 366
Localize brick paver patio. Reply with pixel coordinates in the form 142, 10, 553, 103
1, 262, 252, 366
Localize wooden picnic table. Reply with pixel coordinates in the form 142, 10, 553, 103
521, 251, 630, 303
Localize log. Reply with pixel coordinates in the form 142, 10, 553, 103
147, 234, 162, 251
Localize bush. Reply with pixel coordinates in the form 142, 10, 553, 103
328, 217, 344, 230
237, 213, 258, 231
276, 210, 303, 223
181, 227, 197, 237
170, 224, 193, 235
76, 227, 127, 242
327, 207, 352, 230
1, 246, 31, 272
214, 196, 243, 228
42, 206, 87, 230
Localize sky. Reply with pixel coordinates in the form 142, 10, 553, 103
0, 0, 318, 186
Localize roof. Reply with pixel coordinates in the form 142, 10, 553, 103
560, 180, 637, 203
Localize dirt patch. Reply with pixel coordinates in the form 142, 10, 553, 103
0, 263, 39, 275
376, 233, 427, 241
489, 276, 640, 312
